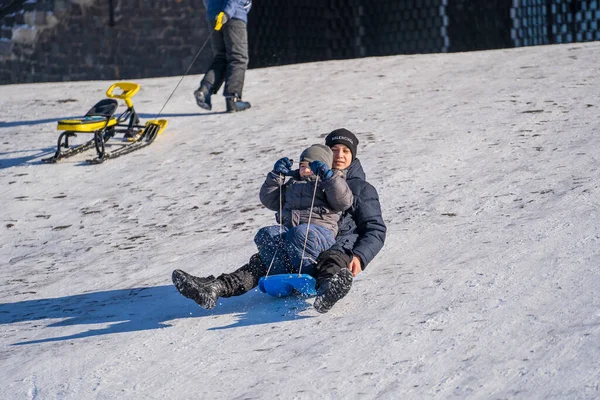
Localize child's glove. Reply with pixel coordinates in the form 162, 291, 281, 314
309, 160, 334, 180
273, 157, 293, 176
215, 12, 229, 31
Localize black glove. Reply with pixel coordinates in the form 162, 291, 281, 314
309, 160, 334, 180
215, 12, 229, 31
273, 157, 293, 176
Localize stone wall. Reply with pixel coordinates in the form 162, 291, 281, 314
0, 0, 212, 83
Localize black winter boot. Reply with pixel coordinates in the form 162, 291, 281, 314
193, 86, 212, 110
218, 253, 266, 297
172, 269, 225, 310
313, 268, 353, 314
225, 94, 251, 113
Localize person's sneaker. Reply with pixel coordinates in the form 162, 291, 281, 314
313, 268, 353, 314
193, 88, 212, 110
172, 269, 223, 310
225, 95, 251, 113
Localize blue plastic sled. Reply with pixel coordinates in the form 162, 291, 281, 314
258, 274, 317, 297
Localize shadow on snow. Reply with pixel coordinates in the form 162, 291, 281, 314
0, 285, 314, 345
0, 148, 57, 169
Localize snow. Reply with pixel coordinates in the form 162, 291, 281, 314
1, 42, 600, 399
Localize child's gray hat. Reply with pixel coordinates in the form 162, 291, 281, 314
300, 144, 333, 169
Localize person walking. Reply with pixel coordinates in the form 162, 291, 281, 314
194, 0, 252, 113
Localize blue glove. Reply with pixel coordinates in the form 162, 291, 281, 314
309, 160, 334, 180
273, 157, 293, 176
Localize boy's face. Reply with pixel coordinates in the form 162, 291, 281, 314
299, 162, 313, 177
331, 144, 352, 170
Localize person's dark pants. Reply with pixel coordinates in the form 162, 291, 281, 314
217, 253, 266, 297
201, 18, 248, 98
312, 249, 353, 287
217, 248, 352, 297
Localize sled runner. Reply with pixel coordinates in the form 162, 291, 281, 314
42, 82, 167, 164
258, 274, 317, 297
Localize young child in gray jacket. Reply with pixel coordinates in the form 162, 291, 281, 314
256, 144, 353, 276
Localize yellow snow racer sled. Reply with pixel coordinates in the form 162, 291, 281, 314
42, 82, 167, 164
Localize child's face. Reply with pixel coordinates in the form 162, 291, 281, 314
299, 162, 313, 177
331, 144, 352, 170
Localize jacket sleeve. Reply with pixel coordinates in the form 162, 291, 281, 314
351, 182, 387, 269
319, 171, 354, 212
259, 171, 285, 211
224, 0, 251, 18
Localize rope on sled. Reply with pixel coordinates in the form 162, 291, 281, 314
298, 175, 319, 276
155, 29, 215, 119
264, 171, 320, 278
263, 172, 286, 278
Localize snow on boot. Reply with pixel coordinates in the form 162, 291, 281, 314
194, 88, 212, 110
313, 268, 353, 314
225, 94, 251, 113
172, 269, 224, 310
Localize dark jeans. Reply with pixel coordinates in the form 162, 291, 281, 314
201, 18, 248, 97
254, 224, 336, 276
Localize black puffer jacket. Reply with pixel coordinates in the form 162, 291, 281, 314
329, 159, 386, 269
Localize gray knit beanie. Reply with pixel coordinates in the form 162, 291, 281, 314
299, 144, 333, 169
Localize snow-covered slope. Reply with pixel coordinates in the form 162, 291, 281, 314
1, 42, 599, 399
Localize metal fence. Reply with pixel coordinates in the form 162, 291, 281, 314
248, 0, 600, 68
